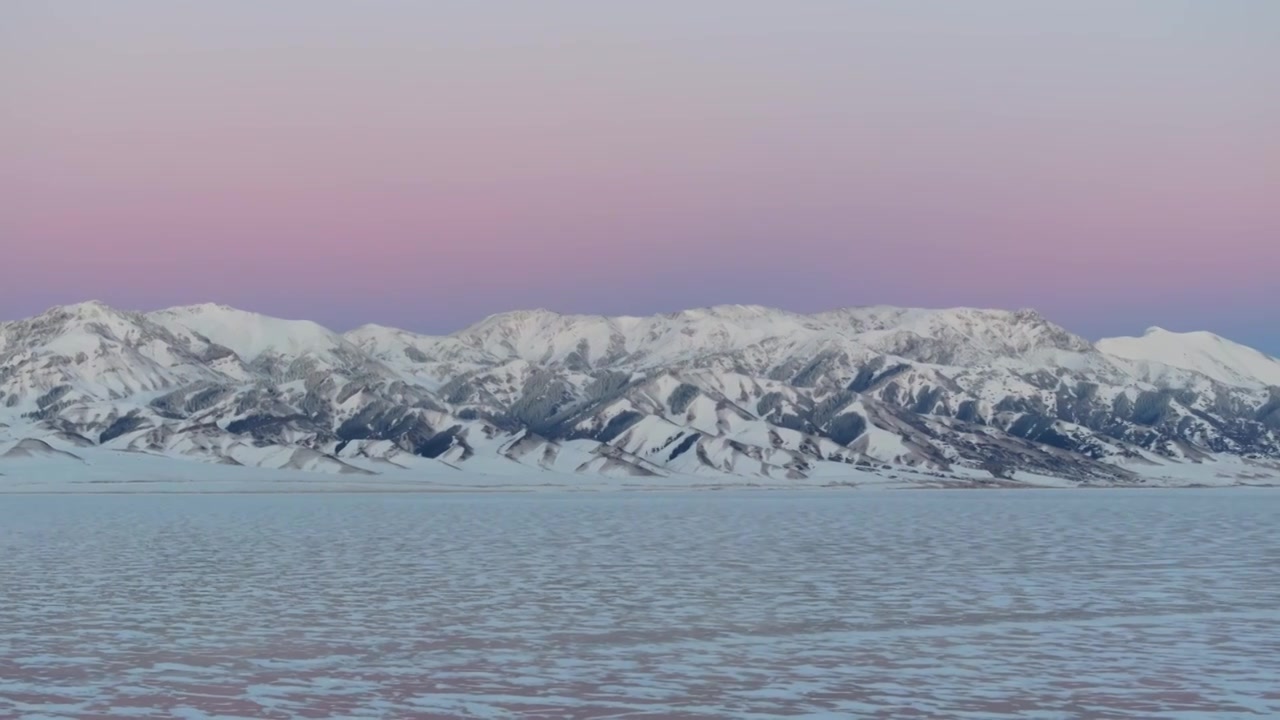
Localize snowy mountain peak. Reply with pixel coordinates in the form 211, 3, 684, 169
667, 304, 791, 320
7, 300, 154, 354
171, 302, 239, 314
464, 308, 564, 328
0, 301, 239, 409
148, 304, 350, 362
39, 300, 139, 326
1098, 328, 1280, 388
347, 323, 399, 336
38, 299, 116, 312
50, 299, 114, 313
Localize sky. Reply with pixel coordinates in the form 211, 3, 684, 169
2, 1, 1277, 351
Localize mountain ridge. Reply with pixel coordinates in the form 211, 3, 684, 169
3, 300, 1277, 489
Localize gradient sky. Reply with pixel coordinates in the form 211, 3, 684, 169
3, 1, 1278, 350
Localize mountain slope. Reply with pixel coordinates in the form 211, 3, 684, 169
2, 301, 1277, 488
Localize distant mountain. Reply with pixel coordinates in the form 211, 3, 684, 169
1098, 327, 1280, 388
2, 301, 1278, 488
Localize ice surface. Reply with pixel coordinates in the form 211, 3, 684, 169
2, 489, 1278, 718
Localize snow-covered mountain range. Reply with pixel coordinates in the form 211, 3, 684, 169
2, 301, 1278, 489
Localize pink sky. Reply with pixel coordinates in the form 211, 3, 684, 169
2, 2, 1277, 350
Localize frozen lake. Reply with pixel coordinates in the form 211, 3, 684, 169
2, 489, 1278, 719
